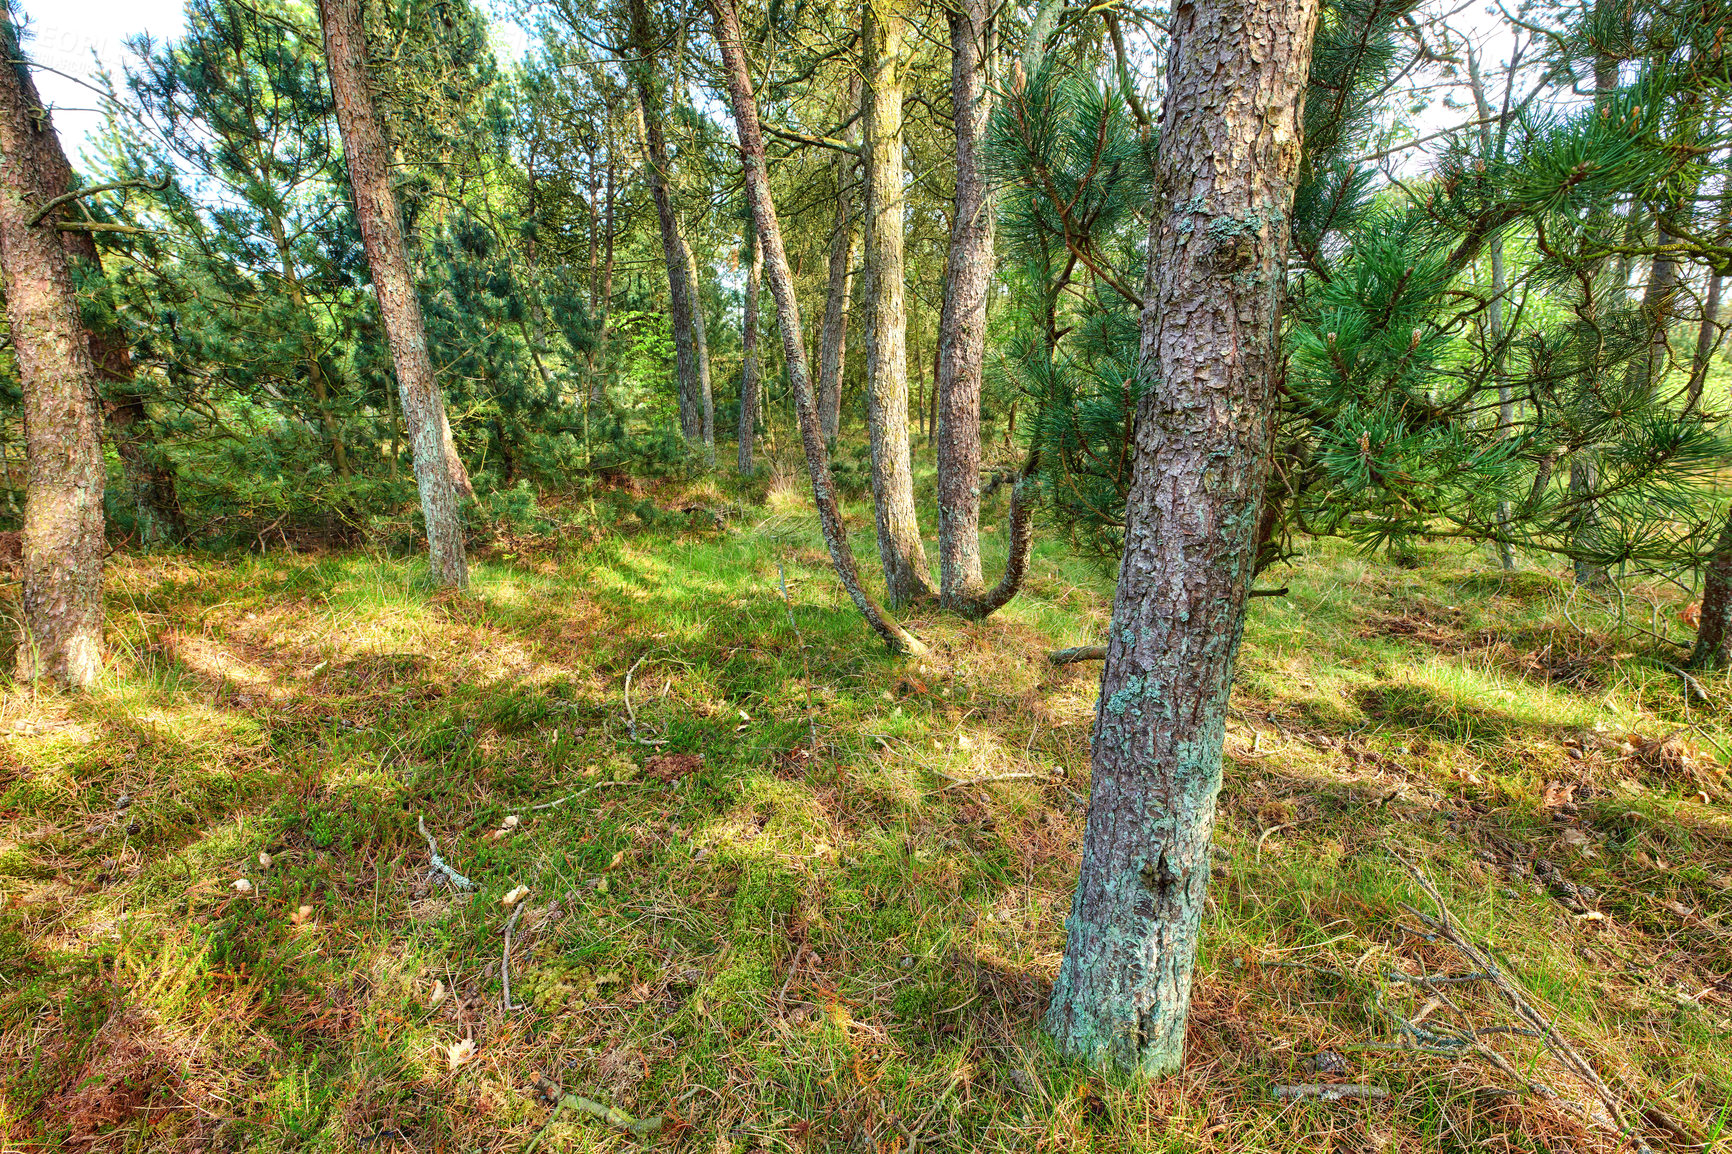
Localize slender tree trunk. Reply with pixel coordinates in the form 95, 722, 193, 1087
0, 25, 107, 687
627, 21, 702, 442
1043, 0, 1320, 1074
682, 229, 717, 466
861, 0, 935, 604
937, 0, 998, 608
709, 0, 925, 655
592, 138, 617, 411
739, 223, 762, 475
1467, 45, 1514, 570
317, 0, 466, 587
818, 79, 861, 442
1690, 504, 1732, 671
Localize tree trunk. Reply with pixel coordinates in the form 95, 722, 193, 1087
317, 0, 466, 587
1690, 504, 1732, 671
1467, 45, 1514, 570
627, 7, 702, 444
592, 136, 617, 412
0, 25, 108, 687
817, 81, 861, 442
860, 0, 935, 605
937, 0, 998, 609
709, 0, 926, 656
739, 223, 762, 475
682, 228, 717, 466
1043, 0, 1320, 1074
10, 23, 182, 549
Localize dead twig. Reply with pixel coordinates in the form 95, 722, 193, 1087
1272, 1083, 1389, 1101
623, 655, 667, 746
501, 902, 525, 1010
777, 560, 820, 750
1048, 645, 1107, 665
935, 771, 1050, 792
417, 815, 475, 891
1392, 851, 1681, 1151
530, 781, 629, 811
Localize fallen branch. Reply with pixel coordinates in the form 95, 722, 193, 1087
623, 655, 668, 746
530, 780, 629, 811
936, 771, 1051, 792
1393, 852, 1681, 1151
417, 815, 476, 891
501, 902, 525, 1010
1048, 645, 1107, 665
1649, 658, 1711, 706
777, 560, 820, 750
525, 1081, 662, 1149
1272, 1083, 1389, 1101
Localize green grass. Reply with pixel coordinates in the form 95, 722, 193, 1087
1, 472, 1729, 1152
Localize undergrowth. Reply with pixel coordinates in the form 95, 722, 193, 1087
1, 468, 1728, 1152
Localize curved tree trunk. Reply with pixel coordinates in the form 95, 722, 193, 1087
739, 223, 762, 475
861, 0, 935, 605
817, 87, 860, 443
317, 0, 467, 587
709, 0, 926, 656
1043, 0, 1320, 1074
0, 23, 107, 687
937, 0, 1001, 611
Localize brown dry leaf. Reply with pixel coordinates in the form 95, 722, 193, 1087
645, 752, 703, 781
1542, 780, 1577, 809
446, 1038, 476, 1069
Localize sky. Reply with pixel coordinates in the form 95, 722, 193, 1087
22, 0, 1513, 178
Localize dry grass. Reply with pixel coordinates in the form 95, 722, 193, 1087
0, 485, 1728, 1152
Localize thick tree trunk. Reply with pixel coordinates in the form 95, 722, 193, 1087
317, 0, 466, 587
936, 0, 998, 609
682, 229, 717, 465
12, 26, 182, 548
709, 0, 926, 655
739, 224, 762, 475
1691, 505, 1732, 671
861, 0, 935, 605
817, 82, 861, 442
1043, 0, 1320, 1074
0, 28, 108, 687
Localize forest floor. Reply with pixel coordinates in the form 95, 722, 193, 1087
2, 468, 1730, 1153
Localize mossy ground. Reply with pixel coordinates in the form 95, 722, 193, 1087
2, 468, 1729, 1152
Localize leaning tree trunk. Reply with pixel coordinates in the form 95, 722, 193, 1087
317, 0, 466, 588
817, 77, 862, 443
0, 25, 107, 688
681, 229, 717, 466
936, 0, 1030, 617
1690, 505, 1732, 671
709, 0, 925, 656
860, 0, 935, 605
739, 224, 762, 475
1043, 0, 1321, 1075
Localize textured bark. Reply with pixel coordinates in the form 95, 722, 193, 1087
860, 0, 935, 605
627, 7, 702, 443
739, 224, 762, 475
1044, 0, 1320, 1074
317, 0, 466, 587
681, 229, 717, 465
0, 28, 107, 687
817, 81, 861, 442
1690, 505, 1732, 671
13, 33, 183, 547
936, 0, 999, 610
708, 0, 926, 656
